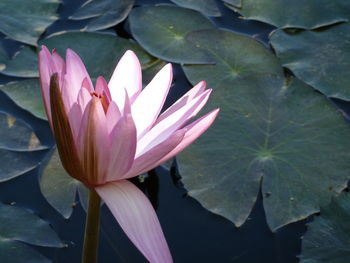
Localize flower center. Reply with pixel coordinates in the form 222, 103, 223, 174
90, 92, 109, 113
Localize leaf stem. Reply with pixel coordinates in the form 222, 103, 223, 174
82, 189, 101, 263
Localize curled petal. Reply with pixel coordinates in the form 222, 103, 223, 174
95, 180, 173, 263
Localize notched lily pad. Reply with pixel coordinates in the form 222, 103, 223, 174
232, 0, 350, 29
0, 202, 63, 263
0, 0, 60, 45
0, 79, 47, 120
0, 112, 47, 182
178, 74, 350, 230
41, 31, 153, 80
300, 193, 350, 263
129, 5, 216, 64
40, 148, 88, 218
170, 0, 221, 17
70, 0, 134, 31
270, 23, 350, 101
182, 29, 283, 89
0, 46, 38, 78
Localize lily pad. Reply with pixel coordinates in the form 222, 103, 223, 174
0, 111, 45, 151
41, 32, 153, 80
0, 0, 60, 46
182, 29, 283, 89
270, 23, 350, 101
170, 0, 221, 17
232, 0, 350, 29
70, 0, 134, 31
129, 5, 215, 64
40, 148, 88, 218
0, 112, 47, 182
0, 46, 38, 78
0, 43, 8, 71
222, 0, 241, 8
300, 193, 350, 263
0, 202, 63, 263
178, 74, 350, 230
0, 79, 46, 120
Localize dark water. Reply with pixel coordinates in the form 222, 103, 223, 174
2, 0, 348, 262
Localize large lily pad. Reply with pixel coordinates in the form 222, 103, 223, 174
231, 0, 350, 29
0, 46, 38, 78
70, 0, 134, 31
270, 23, 350, 101
40, 148, 88, 218
41, 32, 153, 80
178, 74, 350, 230
300, 193, 350, 263
170, 0, 221, 17
129, 5, 215, 64
0, 79, 46, 120
182, 29, 283, 89
0, 202, 63, 263
0, 0, 60, 46
0, 112, 47, 182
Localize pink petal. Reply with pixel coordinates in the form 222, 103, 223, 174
123, 129, 185, 179
81, 77, 93, 92
38, 46, 55, 124
67, 103, 83, 142
109, 50, 142, 107
152, 108, 219, 167
77, 98, 109, 184
77, 87, 92, 113
51, 50, 65, 75
156, 81, 206, 124
95, 76, 111, 101
64, 49, 93, 109
106, 101, 122, 134
95, 180, 173, 263
105, 113, 137, 182
132, 64, 172, 138
136, 89, 212, 156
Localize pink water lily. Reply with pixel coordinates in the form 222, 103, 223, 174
39, 46, 219, 263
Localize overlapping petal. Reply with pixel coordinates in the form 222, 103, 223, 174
38, 46, 218, 263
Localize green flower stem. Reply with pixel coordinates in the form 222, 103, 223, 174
82, 189, 101, 263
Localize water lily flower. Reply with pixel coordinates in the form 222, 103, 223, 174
39, 46, 219, 263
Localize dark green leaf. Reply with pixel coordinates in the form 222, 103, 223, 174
40, 148, 88, 218
41, 32, 153, 80
0, 112, 47, 182
270, 23, 350, 101
232, 0, 350, 29
182, 29, 283, 89
0, 79, 46, 120
178, 74, 350, 230
300, 193, 350, 263
0, 0, 60, 45
170, 0, 221, 17
0, 46, 38, 78
129, 5, 215, 64
0, 203, 63, 263
70, 0, 134, 31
